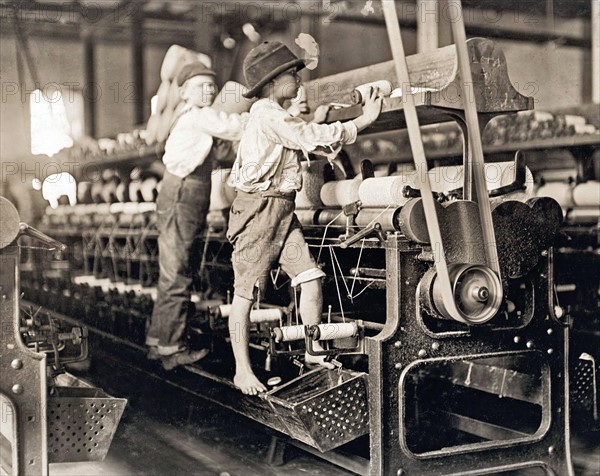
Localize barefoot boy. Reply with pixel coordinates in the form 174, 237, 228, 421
227, 41, 382, 394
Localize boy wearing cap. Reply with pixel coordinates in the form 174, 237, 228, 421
227, 41, 382, 395
146, 62, 248, 370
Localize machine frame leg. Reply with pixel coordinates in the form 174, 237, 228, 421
0, 243, 48, 476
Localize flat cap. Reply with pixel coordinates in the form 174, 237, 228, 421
176, 62, 216, 86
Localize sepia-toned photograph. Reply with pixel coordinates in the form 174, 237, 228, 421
0, 1, 598, 474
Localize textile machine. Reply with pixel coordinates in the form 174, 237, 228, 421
0, 197, 126, 476
15, 21, 594, 475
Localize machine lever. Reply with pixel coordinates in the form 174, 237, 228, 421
489, 151, 527, 197
340, 223, 384, 249
360, 159, 375, 179
292, 358, 305, 376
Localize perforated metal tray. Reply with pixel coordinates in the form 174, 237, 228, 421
47, 385, 126, 463
571, 353, 598, 420
266, 368, 369, 452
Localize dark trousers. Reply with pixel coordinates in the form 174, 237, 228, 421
146, 171, 210, 355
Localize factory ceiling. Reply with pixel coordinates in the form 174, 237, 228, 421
0, 0, 594, 48
5, 0, 592, 19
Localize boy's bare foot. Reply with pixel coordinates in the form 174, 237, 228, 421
234, 371, 267, 395
305, 351, 335, 369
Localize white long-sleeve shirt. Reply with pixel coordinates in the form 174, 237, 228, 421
162, 104, 248, 178
229, 98, 358, 193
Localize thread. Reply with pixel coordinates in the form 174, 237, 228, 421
160, 45, 188, 82
517, 110, 553, 122
358, 176, 416, 207
146, 45, 214, 146
211, 81, 255, 114
313, 322, 358, 340
77, 181, 93, 204
249, 308, 283, 323
140, 177, 159, 202
573, 124, 597, 135
160, 45, 213, 83
426, 165, 463, 194
295, 160, 344, 209
166, 79, 182, 111
155, 81, 170, 114
109, 203, 125, 214
320, 177, 361, 207
91, 180, 105, 204
101, 179, 119, 204
536, 182, 574, 208
121, 202, 141, 215
295, 209, 319, 226
295, 162, 324, 209
564, 115, 587, 127
572, 181, 600, 207
115, 181, 130, 203
156, 108, 175, 143
425, 162, 532, 195
361, 163, 534, 207
145, 114, 159, 145
355, 208, 402, 232
138, 202, 156, 214
566, 207, 600, 224
315, 209, 347, 227
72, 204, 90, 216
216, 305, 282, 323
273, 325, 306, 343
352, 80, 393, 104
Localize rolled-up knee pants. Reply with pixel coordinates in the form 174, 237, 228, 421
226, 191, 324, 300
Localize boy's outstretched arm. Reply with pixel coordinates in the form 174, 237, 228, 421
192, 108, 249, 141
351, 87, 383, 132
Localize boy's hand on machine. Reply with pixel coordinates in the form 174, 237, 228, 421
352, 87, 383, 132
362, 87, 383, 123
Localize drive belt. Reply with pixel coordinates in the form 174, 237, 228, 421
381, 0, 502, 324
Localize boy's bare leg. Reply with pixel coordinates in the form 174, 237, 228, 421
298, 279, 335, 369
229, 295, 268, 395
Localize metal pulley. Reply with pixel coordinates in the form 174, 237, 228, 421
422, 263, 503, 325
0, 196, 21, 249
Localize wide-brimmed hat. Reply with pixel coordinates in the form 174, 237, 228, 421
176, 62, 216, 86
242, 41, 305, 98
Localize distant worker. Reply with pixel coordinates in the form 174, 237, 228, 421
226, 41, 383, 394
146, 62, 248, 370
